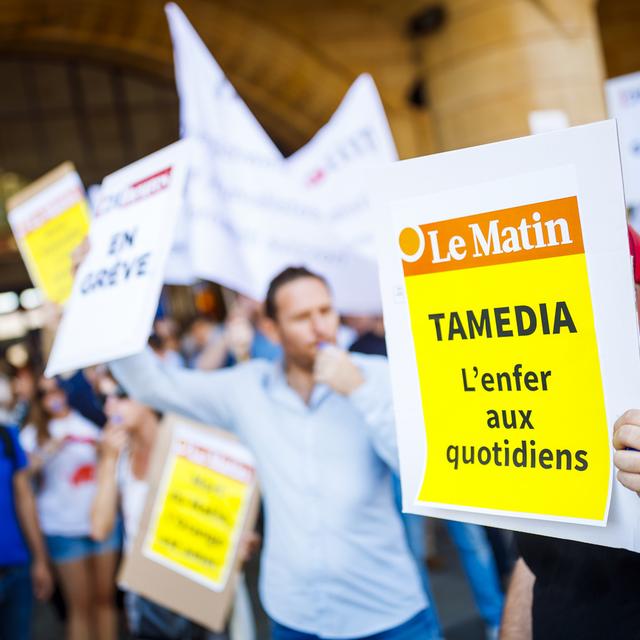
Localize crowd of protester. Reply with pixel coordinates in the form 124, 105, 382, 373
0, 277, 515, 640
3, 229, 640, 639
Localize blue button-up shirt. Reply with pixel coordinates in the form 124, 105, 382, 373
111, 350, 426, 638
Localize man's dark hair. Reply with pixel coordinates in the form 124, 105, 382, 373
265, 266, 328, 320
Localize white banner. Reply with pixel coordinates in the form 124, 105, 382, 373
606, 72, 640, 207
46, 141, 190, 376
165, 3, 397, 313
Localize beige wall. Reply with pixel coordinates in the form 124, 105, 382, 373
417, 0, 608, 152
599, 0, 640, 78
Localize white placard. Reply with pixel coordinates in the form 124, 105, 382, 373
606, 72, 640, 207
371, 120, 640, 550
46, 141, 190, 376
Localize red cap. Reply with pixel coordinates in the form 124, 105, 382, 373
628, 226, 640, 284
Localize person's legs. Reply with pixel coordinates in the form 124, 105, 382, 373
55, 555, 94, 640
89, 549, 119, 640
412, 565, 444, 639
229, 575, 255, 640
446, 521, 504, 630
0, 565, 33, 640
391, 475, 443, 639
125, 590, 200, 639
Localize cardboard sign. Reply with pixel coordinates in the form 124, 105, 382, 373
605, 72, 640, 207
45, 141, 189, 377
118, 414, 260, 632
7, 163, 91, 304
373, 120, 640, 548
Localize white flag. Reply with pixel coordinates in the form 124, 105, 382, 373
166, 3, 397, 314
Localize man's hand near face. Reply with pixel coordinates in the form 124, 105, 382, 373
313, 345, 364, 395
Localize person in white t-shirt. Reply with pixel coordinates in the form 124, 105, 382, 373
20, 376, 119, 640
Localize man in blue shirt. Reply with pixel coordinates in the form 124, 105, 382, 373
110, 266, 433, 640
0, 423, 53, 640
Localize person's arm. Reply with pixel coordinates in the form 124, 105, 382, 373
109, 348, 239, 430
91, 424, 127, 542
22, 439, 63, 477
224, 317, 254, 364
613, 409, 640, 495
58, 371, 107, 427
500, 558, 534, 640
12, 470, 54, 601
314, 348, 399, 470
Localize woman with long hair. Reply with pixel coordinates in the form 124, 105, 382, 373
19, 375, 119, 640
90, 374, 211, 639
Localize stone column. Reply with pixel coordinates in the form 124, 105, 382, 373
420, 0, 607, 151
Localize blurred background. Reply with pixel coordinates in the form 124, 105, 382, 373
1, 1, 639, 637
0, 0, 638, 312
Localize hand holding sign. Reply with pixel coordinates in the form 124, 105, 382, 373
237, 531, 261, 564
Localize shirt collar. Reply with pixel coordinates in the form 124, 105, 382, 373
265, 359, 333, 412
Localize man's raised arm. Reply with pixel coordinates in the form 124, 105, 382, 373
109, 348, 237, 430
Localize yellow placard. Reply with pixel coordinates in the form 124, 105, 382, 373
8, 164, 91, 304
401, 196, 611, 522
22, 200, 90, 304
146, 447, 252, 588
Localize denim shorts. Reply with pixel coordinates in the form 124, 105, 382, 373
45, 523, 122, 564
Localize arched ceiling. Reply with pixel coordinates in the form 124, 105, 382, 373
0, 0, 430, 154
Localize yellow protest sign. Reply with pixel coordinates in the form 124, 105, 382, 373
8, 163, 90, 304
144, 428, 256, 590
118, 415, 259, 632
399, 195, 610, 522
376, 121, 640, 549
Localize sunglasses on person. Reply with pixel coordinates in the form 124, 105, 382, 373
97, 384, 128, 407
